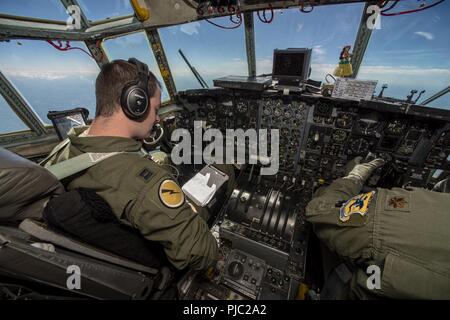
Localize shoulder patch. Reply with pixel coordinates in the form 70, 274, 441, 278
339, 191, 375, 223
138, 167, 153, 182
158, 179, 184, 208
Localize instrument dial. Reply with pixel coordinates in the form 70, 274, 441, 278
336, 113, 353, 129
273, 107, 282, 118
263, 105, 272, 116
348, 137, 370, 155
386, 120, 407, 136
236, 100, 248, 113
284, 110, 292, 119
357, 119, 383, 136
206, 99, 216, 111
332, 129, 348, 143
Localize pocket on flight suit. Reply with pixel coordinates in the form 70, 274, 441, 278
379, 252, 450, 299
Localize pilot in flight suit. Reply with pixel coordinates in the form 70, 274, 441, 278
42, 59, 233, 271
306, 157, 450, 299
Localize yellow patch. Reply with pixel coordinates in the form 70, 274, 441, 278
339, 191, 375, 223
159, 179, 184, 208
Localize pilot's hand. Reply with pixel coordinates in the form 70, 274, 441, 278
344, 157, 385, 184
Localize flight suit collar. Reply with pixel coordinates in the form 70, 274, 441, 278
68, 126, 143, 153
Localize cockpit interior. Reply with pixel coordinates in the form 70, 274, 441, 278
0, 0, 449, 300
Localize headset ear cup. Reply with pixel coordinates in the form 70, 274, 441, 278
120, 58, 151, 122
121, 83, 149, 121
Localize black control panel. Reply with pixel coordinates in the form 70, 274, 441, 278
172, 88, 450, 300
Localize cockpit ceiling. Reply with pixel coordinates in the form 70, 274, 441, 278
0, 0, 367, 41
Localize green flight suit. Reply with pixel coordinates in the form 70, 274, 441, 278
306, 178, 450, 299
44, 127, 226, 271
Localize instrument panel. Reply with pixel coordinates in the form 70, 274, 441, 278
166, 88, 450, 300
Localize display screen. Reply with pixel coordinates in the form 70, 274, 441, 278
53, 114, 86, 139
48, 108, 89, 140
273, 52, 306, 77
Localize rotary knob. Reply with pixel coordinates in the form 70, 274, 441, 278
228, 261, 244, 279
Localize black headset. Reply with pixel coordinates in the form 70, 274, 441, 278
120, 58, 151, 122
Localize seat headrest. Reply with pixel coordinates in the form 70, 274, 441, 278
0, 147, 64, 222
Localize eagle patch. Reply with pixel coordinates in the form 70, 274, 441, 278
339, 191, 375, 223
159, 179, 184, 209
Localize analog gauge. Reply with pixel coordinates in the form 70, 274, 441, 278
386, 120, 407, 136
315, 102, 332, 117
281, 128, 290, 136
284, 110, 292, 119
438, 132, 450, 146
292, 129, 301, 139
336, 113, 353, 129
357, 119, 382, 136
296, 102, 307, 112
197, 108, 206, 118
348, 137, 370, 155
305, 154, 320, 168
263, 105, 272, 116
332, 129, 348, 143
294, 110, 304, 120
324, 117, 335, 125
236, 100, 248, 113
437, 132, 450, 146
206, 99, 216, 110
273, 107, 282, 118
207, 112, 216, 122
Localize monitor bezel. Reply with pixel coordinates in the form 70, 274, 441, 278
272, 48, 312, 82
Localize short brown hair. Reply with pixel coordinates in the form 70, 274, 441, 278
95, 59, 160, 117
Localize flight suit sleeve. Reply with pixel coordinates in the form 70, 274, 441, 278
125, 170, 219, 271
306, 177, 363, 218
305, 178, 373, 261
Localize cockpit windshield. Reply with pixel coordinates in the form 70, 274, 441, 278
0, 39, 99, 126
0, 0, 449, 137
77, 0, 134, 22
159, 17, 247, 91
102, 31, 170, 102
159, 3, 364, 90
0, 0, 67, 21
0, 93, 28, 133
253, 3, 364, 80
358, 1, 450, 108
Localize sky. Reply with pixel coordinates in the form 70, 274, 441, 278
0, 0, 450, 133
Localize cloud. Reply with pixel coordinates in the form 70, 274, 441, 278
313, 45, 326, 56
3, 68, 98, 81
359, 65, 450, 77
296, 24, 303, 32
256, 58, 274, 74
358, 65, 450, 90
180, 22, 201, 36
414, 31, 434, 40
298, 63, 450, 91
